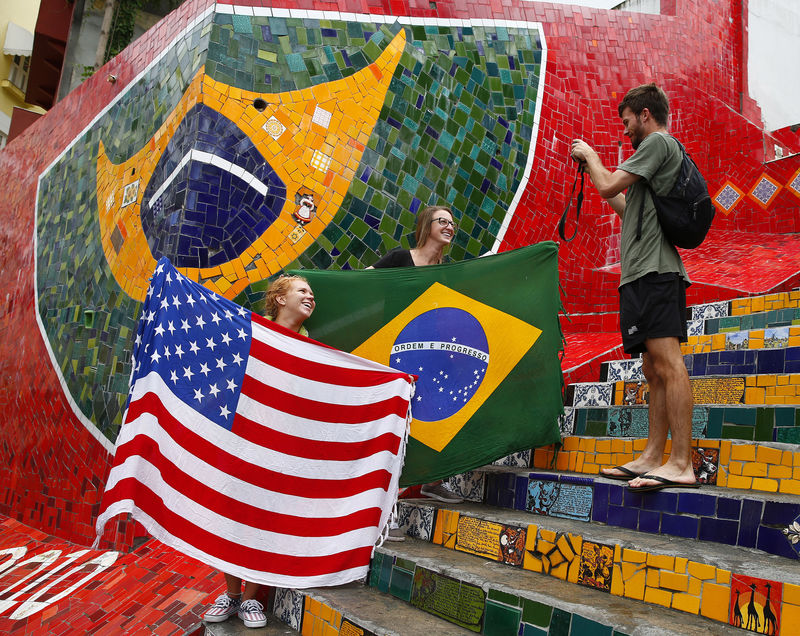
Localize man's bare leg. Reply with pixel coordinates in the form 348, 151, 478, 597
601, 349, 668, 479
627, 336, 695, 487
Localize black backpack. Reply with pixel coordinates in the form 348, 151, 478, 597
637, 138, 714, 249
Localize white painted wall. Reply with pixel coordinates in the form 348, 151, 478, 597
748, 0, 800, 130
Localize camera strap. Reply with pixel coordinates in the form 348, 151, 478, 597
558, 164, 585, 242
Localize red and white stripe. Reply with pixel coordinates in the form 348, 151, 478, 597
97, 316, 414, 588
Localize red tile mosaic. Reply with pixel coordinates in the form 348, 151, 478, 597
0, 514, 220, 634
0, 0, 797, 564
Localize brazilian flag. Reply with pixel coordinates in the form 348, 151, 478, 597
292, 242, 563, 486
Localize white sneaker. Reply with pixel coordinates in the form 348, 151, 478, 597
420, 482, 463, 503
238, 598, 267, 628
203, 593, 240, 623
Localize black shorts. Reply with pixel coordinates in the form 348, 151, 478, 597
619, 272, 687, 356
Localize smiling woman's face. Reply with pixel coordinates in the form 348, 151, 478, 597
276, 279, 316, 323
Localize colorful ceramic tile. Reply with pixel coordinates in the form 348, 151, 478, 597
493, 450, 532, 468
725, 331, 749, 350
747, 173, 782, 209
573, 383, 613, 407
729, 574, 781, 634
577, 540, 614, 593
691, 301, 730, 321
764, 327, 790, 348
712, 181, 745, 215
559, 406, 576, 436
605, 360, 643, 382
692, 447, 719, 484
526, 480, 592, 521
454, 515, 526, 566
273, 587, 304, 631
410, 567, 484, 632
783, 516, 800, 558
446, 471, 486, 502
397, 501, 436, 541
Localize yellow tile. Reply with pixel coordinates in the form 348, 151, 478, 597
610, 564, 624, 596
563, 437, 580, 451
765, 396, 787, 405
633, 438, 647, 451
555, 452, 570, 471
687, 561, 716, 580
796, 451, 800, 466
768, 464, 792, 479
550, 551, 565, 568
567, 558, 580, 584
646, 569, 660, 588
614, 544, 622, 563
757, 374, 777, 387
784, 583, 800, 605
688, 577, 702, 596
671, 592, 701, 615
647, 554, 675, 570
746, 375, 757, 386
752, 477, 779, 492
556, 535, 575, 562
621, 562, 642, 579
711, 334, 726, 350
583, 462, 600, 474
779, 480, 800, 495
660, 571, 689, 592
552, 561, 569, 580
726, 474, 753, 489
540, 528, 557, 543
301, 612, 314, 636
623, 548, 647, 563
756, 445, 783, 464
524, 553, 543, 573
720, 440, 732, 465
644, 586, 672, 608
568, 533, 582, 556
611, 438, 627, 453
742, 463, 767, 477
581, 438, 596, 453
731, 444, 756, 462
728, 461, 743, 475
782, 450, 795, 466
625, 569, 646, 600
716, 569, 731, 585
749, 339, 763, 349
716, 470, 728, 487
700, 583, 731, 622
324, 624, 338, 636
781, 603, 800, 636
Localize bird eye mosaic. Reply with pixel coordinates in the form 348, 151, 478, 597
34, 8, 546, 444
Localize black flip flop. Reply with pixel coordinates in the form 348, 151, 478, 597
600, 465, 642, 481
628, 474, 701, 493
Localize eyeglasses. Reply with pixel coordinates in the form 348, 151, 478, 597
432, 217, 457, 230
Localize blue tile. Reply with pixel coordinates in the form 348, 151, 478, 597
693, 355, 707, 376
762, 501, 800, 525
757, 349, 786, 374
720, 350, 745, 364
638, 510, 661, 533
592, 483, 609, 524
528, 472, 559, 481
757, 526, 799, 559
661, 513, 699, 538
717, 497, 742, 520
698, 517, 739, 545
560, 475, 595, 486
641, 491, 678, 514
677, 492, 716, 516
515, 475, 529, 511
622, 488, 645, 508
737, 499, 763, 549
609, 484, 624, 506
607, 505, 638, 530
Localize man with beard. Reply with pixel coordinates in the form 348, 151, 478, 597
570, 83, 698, 493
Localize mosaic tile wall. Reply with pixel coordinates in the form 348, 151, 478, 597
375, 502, 800, 635
469, 469, 800, 560
533, 437, 800, 496
1, 0, 799, 551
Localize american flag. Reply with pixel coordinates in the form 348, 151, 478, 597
96, 258, 415, 587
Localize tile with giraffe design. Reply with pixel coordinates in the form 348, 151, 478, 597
729, 573, 781, 634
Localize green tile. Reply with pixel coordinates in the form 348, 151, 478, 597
586, 420, 608, 436
754, 408, 775, 441
483, 601, 521, 636
722, 407, 756, 426
722, 424, 755, 441
521, 598, 552, 627
487, 589, 520, 606
390, 566, 414, 601
776, 428, 800, 443
570, 615, 613, 636
522, 626, 548, 636
706, 408, 723, 438
549, 607, 572, 636
774, 407, 795, 427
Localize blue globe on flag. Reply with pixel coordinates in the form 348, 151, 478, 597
390, 307, 490, 422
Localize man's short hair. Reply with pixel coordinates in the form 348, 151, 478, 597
618, 83, 669, 127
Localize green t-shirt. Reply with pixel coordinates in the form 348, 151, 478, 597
618, 131, 689, 287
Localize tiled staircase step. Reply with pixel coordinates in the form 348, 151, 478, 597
564, 404, 800, 444
689, 306, 800, 336
274, 582, 475, 636
532, 436, 800, 496
567, 373, 800, 407
599, 338, 800, 382
373, 528, 748, 634
451, 465, 800, 560
690, 291, 800, 323
204, 618, 296, 635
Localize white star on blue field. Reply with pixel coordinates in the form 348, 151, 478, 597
390, 307, 490, 422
